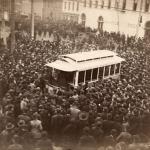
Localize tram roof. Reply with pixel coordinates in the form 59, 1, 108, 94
60, 50, 117, 62
45, 55, 125, 72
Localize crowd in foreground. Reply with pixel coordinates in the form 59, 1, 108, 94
0, 21, 150, 150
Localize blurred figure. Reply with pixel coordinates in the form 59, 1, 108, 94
7, 134, 23, 150
77, 126, 97, 150
34, 131, 53, 150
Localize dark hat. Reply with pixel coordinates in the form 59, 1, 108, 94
79, 112, 89, 121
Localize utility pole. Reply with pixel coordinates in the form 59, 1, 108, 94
136, 0, 143, 38
31, 0, 34, 39
116, 0, 120, 33
10, 0, 16, 52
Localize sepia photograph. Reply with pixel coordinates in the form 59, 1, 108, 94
0, 0, 150, 150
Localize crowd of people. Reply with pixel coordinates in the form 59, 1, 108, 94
0, 20, 150, 150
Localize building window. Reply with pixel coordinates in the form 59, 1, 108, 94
98, 16, 104, 30
73, 1, 75, 10
95, 0, 98, 8
101, 0, 104, 8
64, 2, 67, 9
145, 21, 150, 38
50, 12, 53, 19
133, 0, 138, 11
77, 1, 79, 11
108, 0, 111, 9
81, 13, 86, 27
84, 0, 86, 7
89, 0, 92, 7
145, 0, 150, 12
140, 16, 142, 24
68, 2, 71, 10
122, 0, 126, 10
115, 0, 119, 9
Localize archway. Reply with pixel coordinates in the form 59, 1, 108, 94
98, 16, 104, 31
81, 13, 86, 27
145, 21, 150, 38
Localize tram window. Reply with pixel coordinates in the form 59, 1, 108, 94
59, 71, 67, 85
110, 64, 115, 75
104, 66, 110, 76
99, 67, 104, 79
67, 72, 74, 83
92, 68, 98, 80
85, 69, 92, 81
78, 71, 85, 83
115, 63, 120, 74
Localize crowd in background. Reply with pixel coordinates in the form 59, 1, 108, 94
0, 20, 150, 150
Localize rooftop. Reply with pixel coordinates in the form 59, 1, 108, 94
45, 50, 125, 72
60, 50, 117, 62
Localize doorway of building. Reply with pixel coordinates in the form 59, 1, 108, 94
98, 16, 104, 31
145, 21, 150, 38
81, 13, 86, 27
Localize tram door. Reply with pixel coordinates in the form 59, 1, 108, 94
99, 67, 104, 79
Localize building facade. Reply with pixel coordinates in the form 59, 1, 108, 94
0, 0, 44, 46
43, 0, 64, 21
0, 0, 44, 21
62, 0, 80, 21
0, 0, 11, 45
63, 0, 150, 37
20, 0, 43, 19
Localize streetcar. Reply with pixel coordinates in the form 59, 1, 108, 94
45, 50, 125, 89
